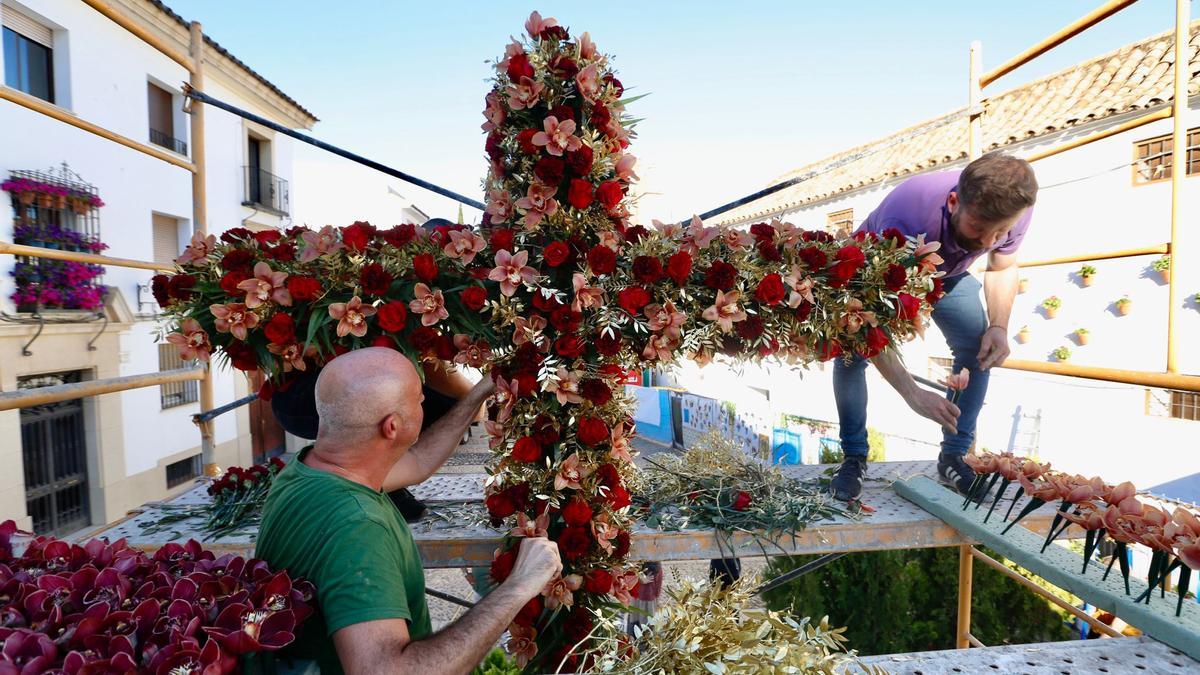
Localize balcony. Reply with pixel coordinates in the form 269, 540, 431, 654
148, 128, 187, 156
242, 166, 289, 216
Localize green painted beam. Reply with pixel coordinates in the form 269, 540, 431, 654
894, 475, 1200, 662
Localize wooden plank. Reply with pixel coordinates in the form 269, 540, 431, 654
894, 475, 1200, 662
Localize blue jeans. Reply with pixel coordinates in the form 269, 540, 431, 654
833, 273, 989, 459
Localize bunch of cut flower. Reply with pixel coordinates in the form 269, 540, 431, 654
634, 431, 857, 555
962, 450, 1200, 616
141, 458, 286, 540
0, 521, 312, 674
583, 572, 882, 674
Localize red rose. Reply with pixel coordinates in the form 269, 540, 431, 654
617, 286, 651, 315
613, 531, 631, 558
550, 307, 581, 332
732, 491, 752, 511
376, 301, 408, 332
485, 133, 503, 162
580, 379, 612, 406
265, 242, 296, 262
828, 260, 858, 288
532, 415, 560, 445
590, 103, 611, 131
704, 261, 737, 291
567, 179, 594, 210
506, 52, 534, 80
561, 498, 593, 527
225, 340, 258, 371
549, 53, 579, 77
758, 241, 783, 262
151, 274, 171, 306
410, 326, 439, 353
882, 227, 906, 243
566, 145, 593, 175
736, 315, 765, 341
514, 371, 539, 397
754, 273, 786, 306
749, 222, 775, 243
383, 224, 416, 248
606, 484, 631, 509
219, 270, 250, 296
371, 335, 396, 349
490, 546, 518, 583
818, 340, 843, 362
509, 483, 532, 511
531, 292, 561, 312
563, 608, 594, 643
885, 264, 908, 292
220, 249, 255, 272
555, 334, 586, 359
543, 240, 571, 267
863, 327, 889, 357
557, 527, 592, 560
287, 275, 321, 302
604, 74, 625, 97
460, 285, 487, 311
897, 293, 921, 320
489, 227, 515, 253
412, 253, 438, 283
666, 251, 693, 285
577, 417, 609, 446
341, 221, 376, 251
359, 262, 393, 296
595, 330, 622, 356
583, 569, 614, 595
836, 244, 865, 268
263, 313, 296, 345
533, 156, 566, 185
631, 256, 663, 284
253, 230, 281, 245
167, 273, 196, 300
512, 436, 542, 463
516, 129, 539, 155
485, 491, 517, 519
625, 225, 649, 243
798, 246, 828, 271
794, 300, 813, 322
596, 463, 621, 489
926, 277, 945, 304
595, 181, 623, 212
515, 596, 543, 627
220, 227, 253, 243
587, 246, 617, 275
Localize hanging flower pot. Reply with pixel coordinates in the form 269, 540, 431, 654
1079, 265, 1096, 287
1052, 346, 1071, 363
1016, 326, 1031, 344
17, 190, 35, 206
36, 192, 54, 209
69, 196, 90, 215
1042, 296, 1061, 319
1116, 296, 1132, 316
1152, 255, 1170, 284
52, 193, 67, 210
1074, 328, 1089, 346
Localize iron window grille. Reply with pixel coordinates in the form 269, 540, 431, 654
159, 343, 199, 409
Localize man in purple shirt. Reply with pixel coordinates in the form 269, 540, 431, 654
830, 153, 1038, 501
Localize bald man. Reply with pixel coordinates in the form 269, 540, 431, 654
256, 348, 561, 674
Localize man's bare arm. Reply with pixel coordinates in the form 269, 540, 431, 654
870, 349, 960, 434
978, 251, 1019, 370
383, 377, 494, 491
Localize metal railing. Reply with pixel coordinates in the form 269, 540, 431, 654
243, 165, 289, 214
149, 127, 188, 156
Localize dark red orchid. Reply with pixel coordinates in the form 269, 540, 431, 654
203, 603, 296, 655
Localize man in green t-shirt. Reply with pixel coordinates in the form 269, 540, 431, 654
256, 348, 561, 674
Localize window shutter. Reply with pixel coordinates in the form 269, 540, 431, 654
2, 4, 53, 47
152, 215, 178, 264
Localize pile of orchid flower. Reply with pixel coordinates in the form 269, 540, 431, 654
155, 11, 944, 671
962, 451, 1200, 616
0, 520, 312, 674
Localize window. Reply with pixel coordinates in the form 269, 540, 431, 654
147, 83, 187, 155
243, 133, 289, 214
1145, 388, 1200, 421
151, 214, 181, 265
165, 455, 202, 488
3, 14, 53, 103
1133, 128, 1200, 184
827, 208, 854, 237
159, 343, 198, 409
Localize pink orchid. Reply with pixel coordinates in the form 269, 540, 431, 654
701, 290, 747, 333
554, 453, 592, 491
652, 219, 682, 239
720, 226, 753, 250
785, 266, 816, 308
683, 215, 719, 254
524, 10, 557, 38
481, 92, 506, 132
531, 116, 583, 157
575, 63, 601, 102
572, 273, 605, 312
506, 623, 538, 668
484, 420, 505, 449
409, 283, 449, 327
176, 231, 217, 266
328, 295, 376, 338
838, 298, 878, 333
444, 230, 488, 265
644, 300, 686, 338
941, 369, 971, 392
267, 342, 315, 373
506, 76, 545, 110
612, 569, 641, 606
488, 249, 538, 296
513, 183, 559, 229
609, 424, 634, 464
641, 333, 679, 362
298, 225, 343, 262
510, 512, 550, 539
545, 367, 584, 405
166, 318, 211, 361
237, 262, 292, 309
914, 234, 944, 274
542, 573, 583, 610
493, 377, 519, 422
485, 189, 514, 223
512, 314, 548, 350
591, 514, 621, 554
615, 154, 638, 182
453, 334, 492, 368
578, 32, 596, 60
209, 302, 259, 341
597, 230, 623, 251
772, 218, 803, 247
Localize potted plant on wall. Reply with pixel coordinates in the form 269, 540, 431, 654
1018, 277, 1029, 294
1152, 255, 1170, 284
1079, 265, 1097, 287
1052, 346, 1072, 363
1116, 295, 1133, 316
1042, 296, 1061, 318
1074, 327, 1090, 345
1016, 325, 1031, 344
1, 177, 37, 205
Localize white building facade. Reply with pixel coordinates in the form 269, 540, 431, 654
0, 0, 316, 535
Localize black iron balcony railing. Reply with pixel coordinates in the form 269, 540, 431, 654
242, 166, 289, 215
148, 128, 188, 155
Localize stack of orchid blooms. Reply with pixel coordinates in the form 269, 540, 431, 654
961, 451, 1200, 616
0, 520, 312, 674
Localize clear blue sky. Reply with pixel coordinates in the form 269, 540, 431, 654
164, 0, 1179, 223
